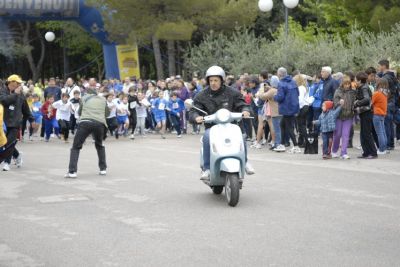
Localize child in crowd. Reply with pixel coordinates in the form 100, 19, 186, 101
313, 100, 344, 159
106, 93, 118, 138
372, 78, 388, 155
240, 87, 253, 140
152, 91, 168, 139
41, 95, 59, 142
31, 94, 42, 139
168, 92, 184, 138
116, 94, 130, 138
128, 87, 139, 139
21, 93, 35, 141
52, 93, 73, 143
136, 92, 150, 137
69, 90, 80, 135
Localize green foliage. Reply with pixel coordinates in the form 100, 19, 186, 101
300, 0, 400, 34
185, 24, 400, 77
36, 21, 102, 60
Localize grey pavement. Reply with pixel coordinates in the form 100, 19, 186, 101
0, 133, 399, 267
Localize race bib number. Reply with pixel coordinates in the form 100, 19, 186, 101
172, 102, 179, 109
130, 102, 137, 109
158, 103, 165, 110
9, 105, 15, 111
33, 107, 39, 112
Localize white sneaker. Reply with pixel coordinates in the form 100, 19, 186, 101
289, 146, 301, 154
99, 170, 107, 176
29, 136, 33, 141
64, 172, 77, 178
200, 170, 210, 181
261, 139, 267, 145
2, 163, 10, 171
245, 162, 255, 175
273, 144, 286, 152
255, 143, 262, 149
377, 150, 387, 155
332, 152, 340, 158
294, 146, 302, 153
341, 154, 351, 160
130, 134, 135, 140
15, 153, 23, 168
177, 135, 182, 138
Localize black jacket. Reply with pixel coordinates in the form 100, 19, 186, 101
380, 71, 398, 106
0, 86, 33, 128
354, 83, 372, 114
128, 95, 139, 113
189, 85, 251, 129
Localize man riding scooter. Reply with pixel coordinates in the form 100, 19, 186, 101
189, 66, 255, 180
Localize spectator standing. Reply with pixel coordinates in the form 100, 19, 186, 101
354, 72, 377, 159
274, 67, 301, 153
44, 77, 62, 101
65, 87, 109, 178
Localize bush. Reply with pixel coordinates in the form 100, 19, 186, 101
184, 23, 400, 77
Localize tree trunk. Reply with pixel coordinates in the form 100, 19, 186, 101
167, 40, 176, 77
152, 34, 164, 80
19, 22, 45, 82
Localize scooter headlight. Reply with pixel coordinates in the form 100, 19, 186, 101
216, 109, 230, 123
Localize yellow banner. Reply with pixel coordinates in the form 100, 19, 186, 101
116, 45, 140, 79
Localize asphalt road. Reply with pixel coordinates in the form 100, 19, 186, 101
0, 133, 399, 267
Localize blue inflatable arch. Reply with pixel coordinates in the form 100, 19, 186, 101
0, 0, 119, 79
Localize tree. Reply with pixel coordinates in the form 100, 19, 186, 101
37, 21, 104, 81
88, 0, 258, 79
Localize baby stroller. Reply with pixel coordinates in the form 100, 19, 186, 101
304, 127, 318, 154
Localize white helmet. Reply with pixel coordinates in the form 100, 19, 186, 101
205, 66, 226, 82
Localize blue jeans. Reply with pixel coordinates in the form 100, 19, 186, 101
272, 116, 282, 146
322, 132, 333, 155
203, 128, 247, 170
384, 110, 394, 149
373, 115, 387, 152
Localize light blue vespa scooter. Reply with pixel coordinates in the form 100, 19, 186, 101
186, 100, 246, 207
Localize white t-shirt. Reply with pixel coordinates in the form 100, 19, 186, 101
107, 101, 117, 118
117, 102, 129, 116
52, 100, 73, 121
136, 98, 150, 118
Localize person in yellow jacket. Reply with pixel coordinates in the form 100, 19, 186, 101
0, 104, 6, 147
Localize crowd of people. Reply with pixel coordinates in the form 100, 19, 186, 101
1, 59, 400, 172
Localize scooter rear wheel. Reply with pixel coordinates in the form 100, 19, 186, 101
225, 173, 240, 207
212, 186, 224, 195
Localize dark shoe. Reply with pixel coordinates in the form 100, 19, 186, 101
387, 146, 395, 151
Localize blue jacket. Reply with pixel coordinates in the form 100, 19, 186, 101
168, 98, 184, 116
322, 76, 338, 102
315, 107, 342, 133
274, 76, 300, 116
310, 81, 324, 108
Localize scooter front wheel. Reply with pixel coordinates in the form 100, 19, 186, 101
212, 186, 224, 195
225, 173, 240, 207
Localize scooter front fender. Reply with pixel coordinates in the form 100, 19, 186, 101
220, 158, 241, 174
